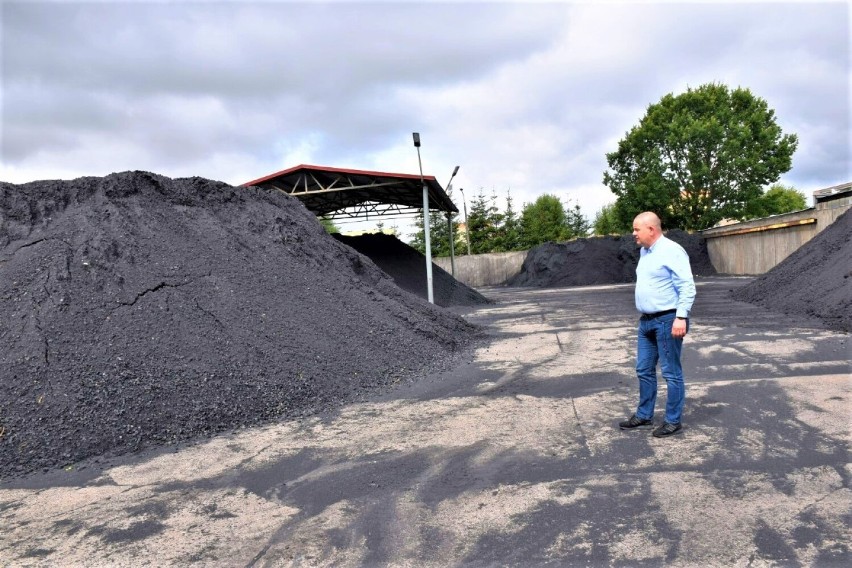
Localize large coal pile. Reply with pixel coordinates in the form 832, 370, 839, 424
732, 207, 852, 332
0, 171, 479, 478
507, 229, 716, 287
333, 233, 492, 307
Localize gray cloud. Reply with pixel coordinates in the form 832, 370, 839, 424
2, 1, 849, 225
3, 1, 565, 167
5, 2, 562, 95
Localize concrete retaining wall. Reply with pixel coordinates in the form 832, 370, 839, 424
433, 250, 527, 287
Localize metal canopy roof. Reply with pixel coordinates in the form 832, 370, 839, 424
242, 164, 458, 220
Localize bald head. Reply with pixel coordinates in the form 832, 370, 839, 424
632, 211, 662, 248
634, 212, 661, 231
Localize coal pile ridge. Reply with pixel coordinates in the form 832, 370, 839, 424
0, 171, 479, 478
732, 207, 852, 332
333, 233, 492, 308
506, 229, 717, 288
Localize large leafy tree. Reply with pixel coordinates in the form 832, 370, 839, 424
603, 83, 798, 230
519, 194, 588, 247
520, 194, 566, 247
592, 203, 624, 235
742, 183, 807, 220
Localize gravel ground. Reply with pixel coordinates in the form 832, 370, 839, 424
732, 207, 852, 332
2, 279, 848, 567
506, 229, 717, 287
0, 172, 480, 478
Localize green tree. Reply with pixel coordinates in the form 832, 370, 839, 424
409, 210, 428, 254
319, 216, 340, 234
467, 188, 502, 254
603, 83, 798, 231
409, 188, 462, 256
495, 189, 523, 252
565, 202, 591, 239
519, 194, 567, 247
743, 183, 808, 220
593, 203, 625, 235
430, 209, 458, 257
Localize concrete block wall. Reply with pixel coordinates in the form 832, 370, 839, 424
433, 250, 527, 287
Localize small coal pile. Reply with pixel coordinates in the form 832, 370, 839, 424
732, 207, 852, 332
0, 171, 479, 478
507, 230, 716, 287
333, 233, 492, 307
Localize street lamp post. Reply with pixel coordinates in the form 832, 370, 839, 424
412, 132, 434, 304
445, 165, 460, 276
459, 187, 472, 255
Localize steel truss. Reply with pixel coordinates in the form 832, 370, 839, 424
245, 165, 456, 220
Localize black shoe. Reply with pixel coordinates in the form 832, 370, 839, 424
619, 414, 654, 430
652, 422, 683, 438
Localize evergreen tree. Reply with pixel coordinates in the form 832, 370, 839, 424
409, 188, 592, 254
467, 188, 501, 254
495, 189, 523, 252
565, 201, 591, 239
410, 210, 426, 253
409, 188, 462, 256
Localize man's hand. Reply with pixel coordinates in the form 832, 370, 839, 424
672, 318, 688, 338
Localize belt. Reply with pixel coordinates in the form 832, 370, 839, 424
641, 309, 677, 319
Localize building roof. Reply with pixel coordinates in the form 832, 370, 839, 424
243, 164, 458, 220
812, 181, 852, 204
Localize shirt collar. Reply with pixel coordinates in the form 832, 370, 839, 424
644, 234, 664, 253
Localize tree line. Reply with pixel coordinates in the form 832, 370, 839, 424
409, 190, 591, 257
329, 82, 809, 254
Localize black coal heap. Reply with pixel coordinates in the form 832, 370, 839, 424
0, 171, 479, 478
507, 230, 717, 288
732, 207, 852, 332
333, 233, 492, 307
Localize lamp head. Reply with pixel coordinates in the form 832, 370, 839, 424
412, 132, 421, 147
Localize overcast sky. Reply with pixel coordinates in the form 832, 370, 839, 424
2, 0, 849, 236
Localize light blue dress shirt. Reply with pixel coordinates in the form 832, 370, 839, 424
635, 235, 696, 318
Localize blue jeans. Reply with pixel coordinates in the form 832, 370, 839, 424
635, 313, 686, 424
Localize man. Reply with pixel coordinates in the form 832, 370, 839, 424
619, 212, 696, 437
